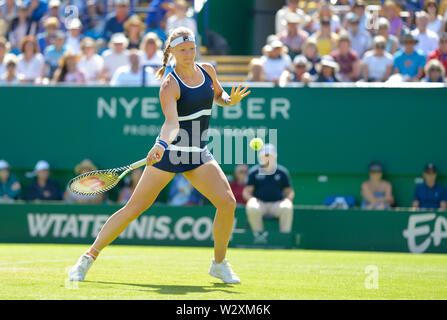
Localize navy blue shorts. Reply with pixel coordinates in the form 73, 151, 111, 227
152, 148, 215, 173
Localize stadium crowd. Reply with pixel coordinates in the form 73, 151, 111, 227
0, 0, 197, 85
0, 0, 446, 85
251, 0, 447, 85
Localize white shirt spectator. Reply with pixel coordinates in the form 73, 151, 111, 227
141, 49, 164, 68
0, 60, 5, 76
427, 16, 442, 35
166, 15, 197, 36
260, 54, 293, 81
362, 50, 393, 80
102, 49, 129, 80
78, 54, 104, 84
0, 73, 22, 85
412, 28, 439, 56
349, 29, 372, 58
110, 65, 158, 86
17, 53, 44, 81
275, 6, 306, 34
65, 35, 82, 54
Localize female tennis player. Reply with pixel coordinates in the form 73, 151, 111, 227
68, 27, 251, 284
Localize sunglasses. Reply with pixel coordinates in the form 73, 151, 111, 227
375, 45, 385, 49
430, 68, 441, 72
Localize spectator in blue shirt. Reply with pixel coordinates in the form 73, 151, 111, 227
26, 0, 48, 22
0, 159, 22, 202
103, 0, 131, 42
393, 33, 425, 81
37, 16, 59, 53
243, 144, 295, 233
145, 0, 175, 30
26, 160, 62, 201
44, 29, 65, 78
413, 163, 447, 210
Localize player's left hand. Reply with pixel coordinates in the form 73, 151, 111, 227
229, 84, 251, 105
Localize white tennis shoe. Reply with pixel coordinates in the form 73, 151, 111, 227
209, 259, 241, 284
68, 254, 94, 281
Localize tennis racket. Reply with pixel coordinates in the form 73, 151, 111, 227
68, 155, 158, 196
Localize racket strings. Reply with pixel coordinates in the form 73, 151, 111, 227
69, 170, 121, 195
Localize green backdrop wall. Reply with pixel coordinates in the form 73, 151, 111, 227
1, 86, 446, 206
1, 203, 446, 254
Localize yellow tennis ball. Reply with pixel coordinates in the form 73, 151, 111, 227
249, 138, 264, 151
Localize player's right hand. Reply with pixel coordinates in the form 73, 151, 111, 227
146, 145, 164, 166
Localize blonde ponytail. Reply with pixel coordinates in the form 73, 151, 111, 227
155, 45, 171, 79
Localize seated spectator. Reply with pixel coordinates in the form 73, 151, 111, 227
166, 0, 197, 37
0, 36, 8, 75
101, 32, 129, 82
361, 35, 394, 82
301, 37, 320, 75
413, 163, 447, 210
26, 160, 62, 201
345, 12, 371, 58
380, 0, 403, 39
351, 0, 369, 32
1, 0, 17, 26
427, 33, 447, 71
311, 2, 341, 33
43, 30, 65, 79
118, 167, 143, 205
124, 15, 146, 50
243, 144, 294, 233
38, 0, 64, 33
230, 164, 248, 205
0, 7, 7, 38
0, 159, 21, 202
65, 18, 83, 54
393, 33, 425, 81
0, 53, 22, 84
361, 162, 394, 210
17, 36, 45, 83
412, 11, 439, 57
246, 57, 267, 82
260, 40, 293, 84
63, 159, 104, 204
277, 12, 309, 59
140, 32, 164, 70
110, 48, 157, 86
82, 0, 106, 40
145, 0, 175, 30
377, 17, 399, 54
423, 59, 446, 82
8, 3, 38, 53
279, 54, 312, 86
425, 0, 443, 34
37, 16, 60, 53
53, 51, 86, 84
103, 0, 131, 41
275, 0, 306, 35
314, 55, 340, 82
168, 174, 205, 206
310, 17, 339, 56
77, 37, 104, 84
330, 32, 360, 82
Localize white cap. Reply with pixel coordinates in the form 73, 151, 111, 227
0, 159, 10, 170
34, 160, 50, 172
111, 32, 129, 44
66, 18, 82, 30
259, 143, 277, 156
49, 0, 61, 7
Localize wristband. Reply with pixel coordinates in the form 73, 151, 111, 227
155, 137, 168, 150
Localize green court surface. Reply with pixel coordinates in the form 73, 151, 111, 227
0, 244, 446, 300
